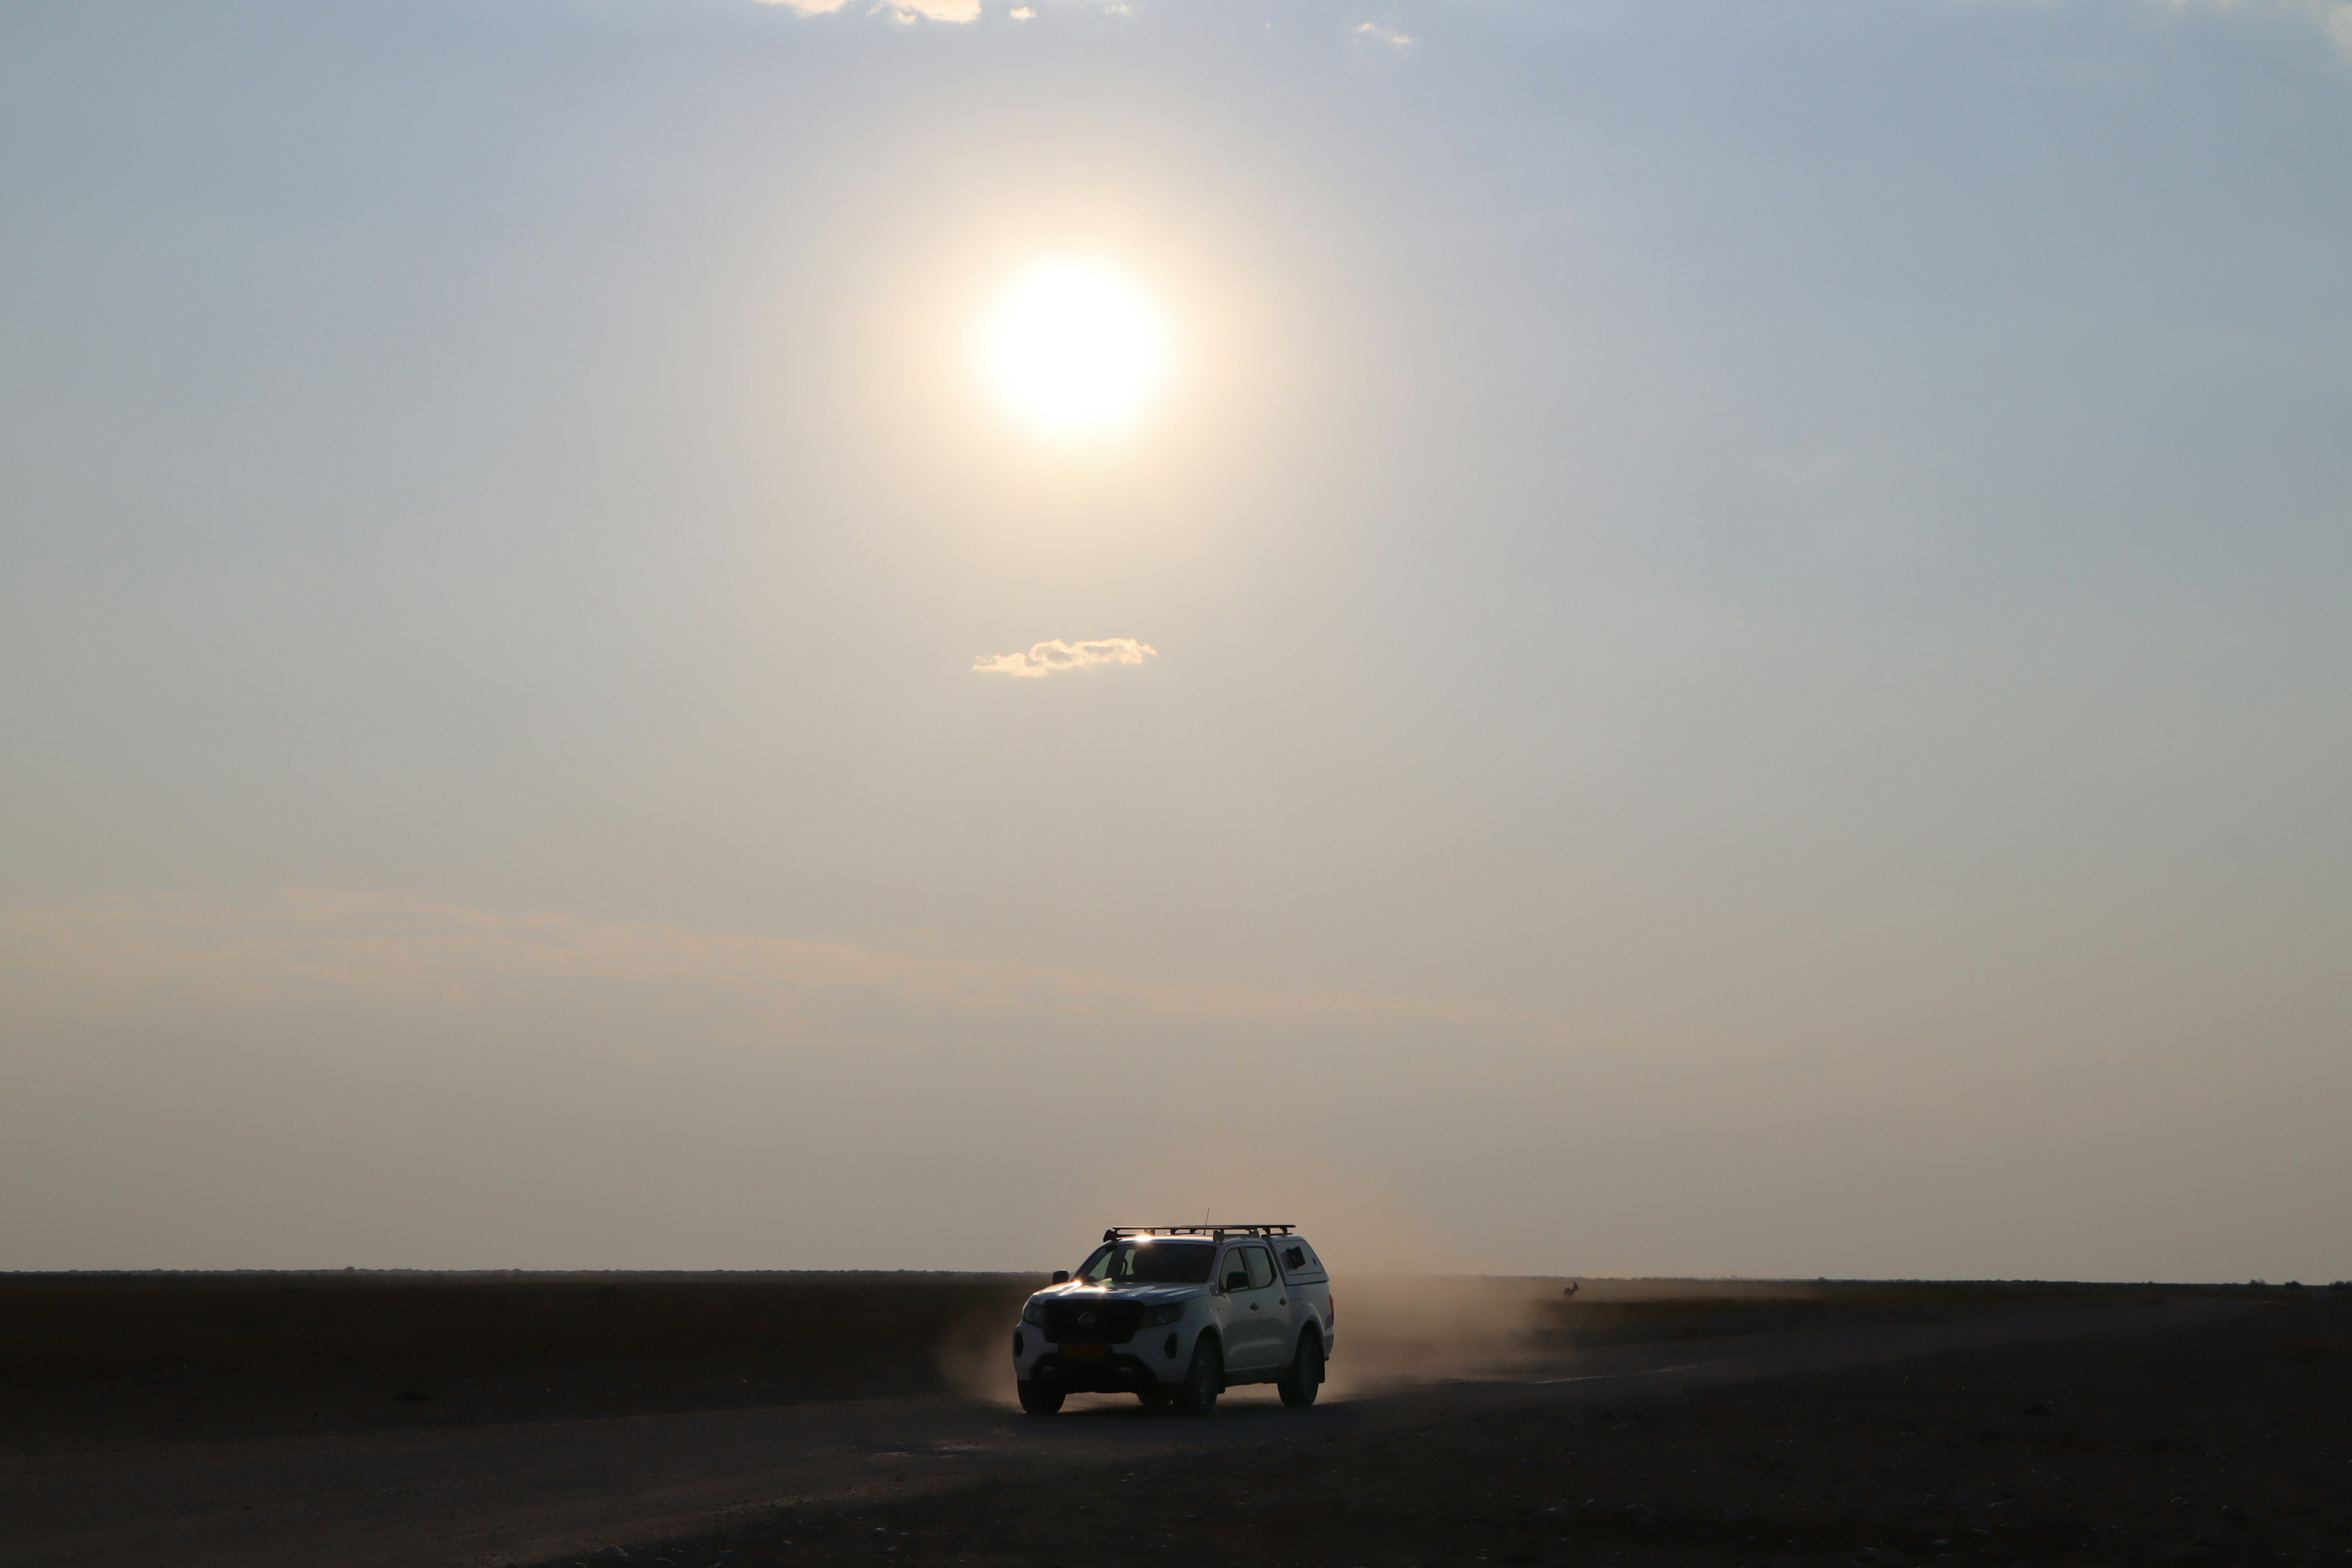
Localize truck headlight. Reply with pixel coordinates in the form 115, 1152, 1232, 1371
1021, 1299, 1046, 1325
1139, 1303, 1184, 1327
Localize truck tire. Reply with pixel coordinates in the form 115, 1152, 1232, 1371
1016, 1380, 1064, 1415
1278, 1331, 1324, 1408
1171, 1337, 1221, 1415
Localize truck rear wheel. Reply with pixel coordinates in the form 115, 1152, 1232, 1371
1016, 1381, 1064, 1415
1171, 1338, 1221, 1415
1278, 1332, 1324, 1408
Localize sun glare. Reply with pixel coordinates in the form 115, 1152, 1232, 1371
981, 259, 1169, 437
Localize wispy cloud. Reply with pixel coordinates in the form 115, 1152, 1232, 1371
756, 0, 2350, 49
2155, 0, 2352, 50
972, 636, 1158, 679
755, 0, 1155, 22
2281, 0, 2351, 48
0, 891, 1540, 1042
760, 0, 980, 21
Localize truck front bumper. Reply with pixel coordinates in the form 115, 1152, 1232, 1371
1024, 1348, 1167, 1393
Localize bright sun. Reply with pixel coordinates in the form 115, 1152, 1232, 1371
981, 259, 1169, 437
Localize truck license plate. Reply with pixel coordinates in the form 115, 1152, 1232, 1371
1062, 1344, 1107, 1359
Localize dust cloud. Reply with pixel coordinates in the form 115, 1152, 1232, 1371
935, 1302, 1027, 1408
1316, 1275, 1574, 1397
934, 1272, 1835, 1406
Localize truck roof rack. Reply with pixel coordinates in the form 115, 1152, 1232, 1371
1102, 1223, 1297, 1242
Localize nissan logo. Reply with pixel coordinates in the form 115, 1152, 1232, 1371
1077, 1312, 1096, 1326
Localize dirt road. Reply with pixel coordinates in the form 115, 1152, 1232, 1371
0, 1300, 2232, 1568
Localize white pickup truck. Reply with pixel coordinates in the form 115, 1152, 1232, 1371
1010, 1224, 1335, 1415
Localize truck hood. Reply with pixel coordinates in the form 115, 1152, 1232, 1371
1028, 1283, 1205, 1306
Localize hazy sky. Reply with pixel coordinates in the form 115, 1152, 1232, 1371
4, 0, 2348, 1281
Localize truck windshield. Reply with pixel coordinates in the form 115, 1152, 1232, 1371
1076, 1240, 1215, 1286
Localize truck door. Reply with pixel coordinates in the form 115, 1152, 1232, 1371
1219, 1243, 1283, 1371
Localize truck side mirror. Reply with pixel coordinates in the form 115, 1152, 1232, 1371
1224, 1270, 1249, 1292
1052, 1270, 1070, 1284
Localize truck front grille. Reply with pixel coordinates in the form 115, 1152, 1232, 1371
1040, 1298, 1143, 1345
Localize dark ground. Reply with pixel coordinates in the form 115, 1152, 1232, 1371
0, 1272, 2204, 1450
578, 1295, 2351, 1568
0, 1271, 1042, 1449
5, 1273, 2343, 1568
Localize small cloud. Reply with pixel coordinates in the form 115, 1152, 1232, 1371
1354, 20, 1414, 45
1010, 4, 1035, 14
973, 637, 1158, 679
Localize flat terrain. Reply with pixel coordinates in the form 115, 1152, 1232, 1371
1, 1276, 2340, 1568
0, 1272, 1043, 1449
0, 1272, 2192, 1448
559, 1297, 2350, 1568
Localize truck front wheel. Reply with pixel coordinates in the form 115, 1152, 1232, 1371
1016, 1381, 1064, 1416
1171, 1338, 1221, 1415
